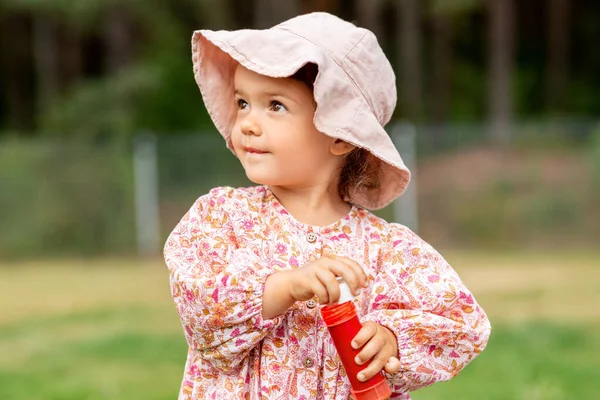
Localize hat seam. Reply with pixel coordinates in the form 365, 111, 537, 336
343, 32, 390, 123
274, 26, 378, 120
342, 32, 394, 124
342, 31, 368, 60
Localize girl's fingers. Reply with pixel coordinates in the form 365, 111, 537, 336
356, 353, 388, 382
346, 257, 369, 287
328, 255, 368, 293
352, 323, 399, 381
354, 332, 383, 367
351, 321, 378, 351
313, 256, 367, 303
309, 277, 330, 304
384, 357, 401, 374
302, 258, 347, 304
315, 269, 340, 304
320, 259, 358, 300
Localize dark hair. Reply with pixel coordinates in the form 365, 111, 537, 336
337, 147, 380, 201
291, 63, 381, 202
290, 63, 319, 91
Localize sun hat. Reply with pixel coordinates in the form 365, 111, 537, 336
191, 11, 411, 210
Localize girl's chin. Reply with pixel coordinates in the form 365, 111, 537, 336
244, 171, 278, 186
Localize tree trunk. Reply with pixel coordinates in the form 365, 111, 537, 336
356, 0, 382, 40
487, 0, 515, 144
397, 0, 422, 122
546, 0, 570, 113
62, 28, 83, 88
33, 14, 60, 119
197, 0, 235, 29
104, 6, 133, 73
431, 11, 453, 125
1, 13, 35, 132
229, 0, 254, 28
312, 0, 339, 13
254, 0, 300, 29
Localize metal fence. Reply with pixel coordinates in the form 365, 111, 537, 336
1, 120, 598, 259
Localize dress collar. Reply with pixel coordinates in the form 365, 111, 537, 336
261, 186, 362, 237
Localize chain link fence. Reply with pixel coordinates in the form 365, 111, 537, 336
1, 120, 599, 259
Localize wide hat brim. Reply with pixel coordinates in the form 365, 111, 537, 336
191, 13, 411, 210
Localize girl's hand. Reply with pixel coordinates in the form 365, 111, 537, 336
352, 321, 401, 382
287, 255, 368, 304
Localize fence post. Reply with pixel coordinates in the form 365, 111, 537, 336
391, 122, 418, 233
133, 133, 160, 257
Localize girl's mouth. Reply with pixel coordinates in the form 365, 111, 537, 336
243, 146, 268, 154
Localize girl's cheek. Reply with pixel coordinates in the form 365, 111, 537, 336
231, 133, 243, 153
231, 127, 242, 142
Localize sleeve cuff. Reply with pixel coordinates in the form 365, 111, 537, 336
363, 311, 420, 374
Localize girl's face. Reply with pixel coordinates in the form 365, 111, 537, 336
232, 65, 347, 190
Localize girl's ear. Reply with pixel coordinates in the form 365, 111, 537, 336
330, 139, 355, 156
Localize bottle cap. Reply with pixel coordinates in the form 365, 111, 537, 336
337, 277, 355, 304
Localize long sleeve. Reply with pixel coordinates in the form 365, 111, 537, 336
163, 187, 282, 373
362, 224, 491, 394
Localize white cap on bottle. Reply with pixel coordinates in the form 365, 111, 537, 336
337, 277, 355, 304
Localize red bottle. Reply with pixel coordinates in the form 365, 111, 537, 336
320, 282, 392, 400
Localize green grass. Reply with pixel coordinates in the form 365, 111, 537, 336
413, 323, 600, 400
0, 306, 186, 400
1, 253, 599, 399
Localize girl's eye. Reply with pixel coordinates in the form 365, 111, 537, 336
270, 101, 287, 113
236, 98, 249, 110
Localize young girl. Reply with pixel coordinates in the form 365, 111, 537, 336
164, 12, 491, 400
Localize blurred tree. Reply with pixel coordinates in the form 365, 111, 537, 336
33, 14, 60, 119
191, 0, 235, 29
104, 5, 133, 73
428, 0, 482, 127
546, 0, 570, 114
62, 24, 83, 88
2, 0, 600, 137
356, 0, 382, 41
0, 10, 35, 132
254, 0, 300, 28
430, 1, 454, 125
1, 0, 220, 138
487, 0, 514, 143
311, 0, 336, 13
229, 0, 253, 28
397, 0, 422, 122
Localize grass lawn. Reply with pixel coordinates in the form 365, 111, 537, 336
1, 251, 599, 399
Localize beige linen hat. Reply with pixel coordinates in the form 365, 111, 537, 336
191, 11, 411, 210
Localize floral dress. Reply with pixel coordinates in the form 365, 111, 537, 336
164, 185, 491, 399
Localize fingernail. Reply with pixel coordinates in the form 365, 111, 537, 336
351, 341, 358, 349
355, 356, 361, 364
358, 373, 365, 382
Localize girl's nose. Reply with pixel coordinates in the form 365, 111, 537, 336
240, 114, 262, 136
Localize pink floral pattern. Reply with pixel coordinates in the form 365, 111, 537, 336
164, 186, 491, 399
